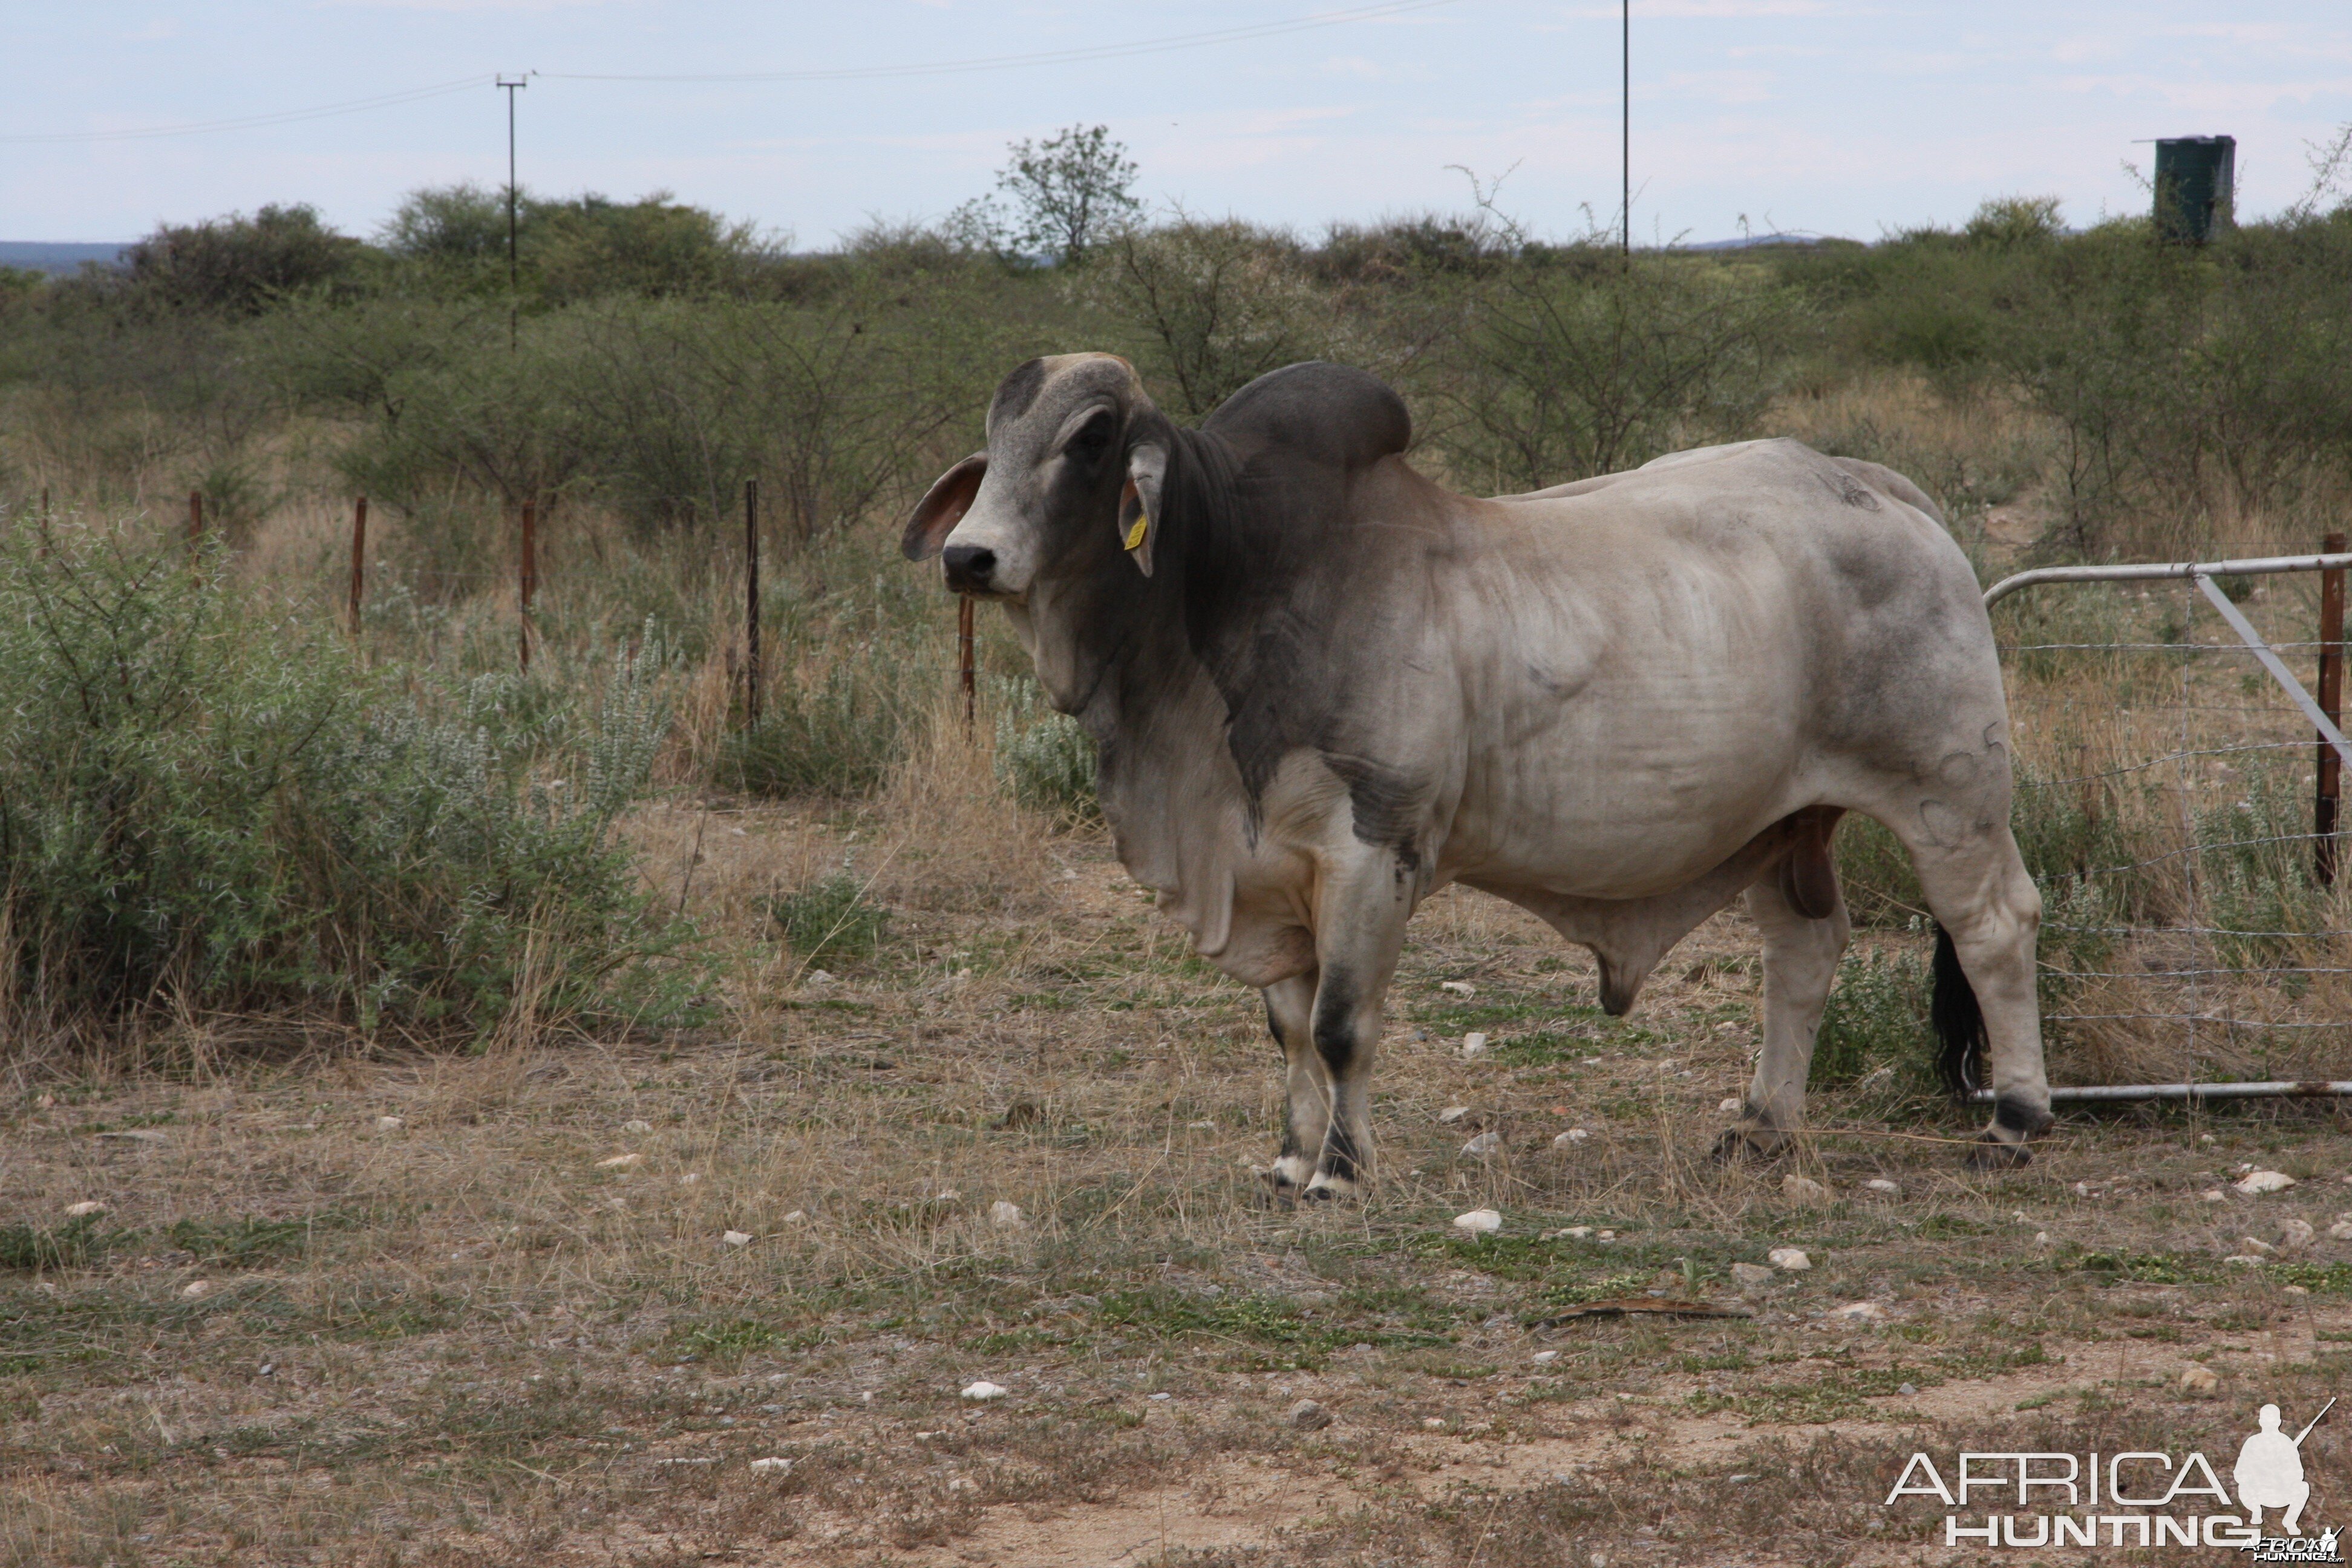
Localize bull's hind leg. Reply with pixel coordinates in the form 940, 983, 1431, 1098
1263, 972, 1328, 1196
1895, 817, 2050, 1166
1717, 855, 1852, 1161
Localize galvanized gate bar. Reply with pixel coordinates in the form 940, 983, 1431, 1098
1972, 1081, 2352, 1104
2190, 573, 2352, 776
1982, 552, 2352, 608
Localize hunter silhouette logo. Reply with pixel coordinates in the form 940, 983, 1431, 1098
1883, 1396, 2338, 1555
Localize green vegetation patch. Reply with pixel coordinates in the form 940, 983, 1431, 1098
765, 875, 892, 964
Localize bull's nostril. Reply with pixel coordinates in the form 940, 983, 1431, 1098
942, 543, 997, 591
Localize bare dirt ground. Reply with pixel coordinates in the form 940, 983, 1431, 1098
6, 797, 2351, 1566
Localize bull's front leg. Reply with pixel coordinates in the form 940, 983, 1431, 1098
1262, 972, 1327, 1195
1303, 851, 1416, 1201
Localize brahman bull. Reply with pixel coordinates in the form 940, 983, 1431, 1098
906, 355, 2048, 1197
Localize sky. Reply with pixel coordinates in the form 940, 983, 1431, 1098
5, 1, 2350, 248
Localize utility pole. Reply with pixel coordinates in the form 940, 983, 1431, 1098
1622, 0, 1631, 256
498, 74, 529, 349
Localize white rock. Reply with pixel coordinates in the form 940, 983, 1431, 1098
2202, 1189, 2227, 1203
2034, 1232, 2051, 1246
180, 1279, 215, 1299
1780, 1174, 1831, 1206
1766, 1247, 1811, 1272
2328, 1220, 2352, 1241
1532, 1350, 1559, 1365
2181, 1364, 2220, 1394
64, 1201, 108, 1218
988, 1200, 1026, 1230
374, 1116, 404, 1131
782, 1209, 808, 1224
2239, 1235, 2276, 1256
1439, 980, 1476, 995
930, 1189, 961, 1203
1438, 1105, 1472, 1125
1452, 1207, 1503, 1235
621, 1119, 653, 1134
1596, 1229, 1616, 1241
749, 1455, 792, 1475
2224, 1254, 2267, 1266
1728, 1262, 1775, 1287
1461, 1033, 1488, 1059
596, 1152, 642, 1170
721, 1230, 753, 1247
1831, 1301, 1885, 1322
1553, 1128, 1589, 1148
1864, 1179, 1901, 1196
2237, 1170, 2297, 1195
961, 1381, 1007, 1402
1462, 1132, 1502, 1158
1718, 1097, 1743, 1114
2279, 1218, 2316, 1253
679, 1173, 699, 1185
806, 969, 836, 987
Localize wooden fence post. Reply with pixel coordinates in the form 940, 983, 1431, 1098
745, 478, 762, 726
188, 489, 204, 554
519, 499, 537, 672
348, 497, 368, 636
2318, 531, 2345, 885
958, 596, 976, 731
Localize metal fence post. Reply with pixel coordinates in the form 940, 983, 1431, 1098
958, 596, 976, 731
744, 478, 761, 727
518, 498, 537, 672
348, 497, 368, 636
2319, 531, 2345, 884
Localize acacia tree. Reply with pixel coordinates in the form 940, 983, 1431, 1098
995, 125, 1140, 266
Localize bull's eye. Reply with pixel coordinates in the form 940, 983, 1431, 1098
1065, 411, 1115, 462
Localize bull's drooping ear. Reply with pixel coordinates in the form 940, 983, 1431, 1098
1120, 442, 1169, 577
901, 452, 988, 561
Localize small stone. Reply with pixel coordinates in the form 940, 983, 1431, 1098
621, 1119, 653, 1134
2278, 1218, 2316, 1253
1423, 1417, 1446, 1430
1595, 1229, 1616, 1241
1553, 1128, 1589, 1148
1780, 1174, 1831, 1206
1440, 980, 1475, 995
2202, 1189, 2227, 1203
1462, 1132, 1501, 1158
960, 1381, 1007, 1402
1730, 1262, 1775, 1287
1452, 1208, 1503, 1235
34, 1094, 54, 1109
1832, 1300, 1885, 1322
1766, 1247, 1811, 1271
180, 1279, 214, 1299
2199, 1134, 2216, 1144
2180, 1364, 2220, 1395
721, 1230, 753, 1247
2224, 1254, 2267, 1266
749, 1455, 792, 1475
2034, 1232, 2051, 1246
374, 1116, 403, 1131
2328, 1220, 2352, 1241
2285, 1284, 2310, 1296
782, 1209, 808, 1224
2236, 1170, 2297, 1195
988, 1200, 1026, 1229
1148, 1391, 1172, 1401
1438, 1105, 1472, 1125
1532, 1350, 1559, 1364
2239, 1235, 2276, 1255
1560, 1226, 1593, 1239
679, 1172, 699, 1185
1288, 1398, 1333, 1431
1864, 1179, 1901, 1196
806, 969, 836, 987
929, 1189, 961, 1203
1718, 1097, 1743, 1114
1461, 1033, 1488, 1059
596, 1153, 642, 1170
64, 1201, 108, 1218
1897, 1382, 1918, 1397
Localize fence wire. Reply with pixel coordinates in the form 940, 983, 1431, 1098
1998, 571, 2352, 1085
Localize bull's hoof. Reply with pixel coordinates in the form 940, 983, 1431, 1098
1299, 1174, 1362, 1203
1966, 1137, 2034, 1171
1712, 1128, 1785, 1165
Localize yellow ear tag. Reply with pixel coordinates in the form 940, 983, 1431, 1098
1124, 513, 1149, 552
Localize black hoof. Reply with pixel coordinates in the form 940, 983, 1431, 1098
1966, 1138, 2033, 1171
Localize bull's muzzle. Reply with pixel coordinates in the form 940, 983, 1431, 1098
941, 543, 998, 595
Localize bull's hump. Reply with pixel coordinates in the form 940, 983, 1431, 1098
1203, 362, 1411, 472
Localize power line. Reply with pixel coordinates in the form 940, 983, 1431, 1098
0, 76, 491, 145
541, 0, 1455, 83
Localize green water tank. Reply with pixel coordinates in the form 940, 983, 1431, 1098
2155, 136, 2235, 243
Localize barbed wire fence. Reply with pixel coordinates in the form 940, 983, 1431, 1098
1984, 544, 2352, 1104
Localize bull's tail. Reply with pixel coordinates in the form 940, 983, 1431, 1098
1931, 923, 1987, 1097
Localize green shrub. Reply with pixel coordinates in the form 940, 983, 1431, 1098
765, 875, 890, 964
0, 526, 697, 1042
992, 676, 1097, 819
717, 646, 924, 799
1812, 947, 1932, 1089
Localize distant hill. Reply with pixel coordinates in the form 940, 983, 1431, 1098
1681, 231, 1844, 252
0, 242, 132, 274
